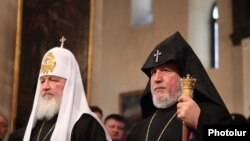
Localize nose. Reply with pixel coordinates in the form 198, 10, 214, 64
153, 69, 163, 83
41, 80, 51, 91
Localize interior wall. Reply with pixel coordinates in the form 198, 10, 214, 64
91, 0, 249, 118
207, 0, 237, 114
0, 0, 17, 140
187, 0, 236, 113
242, 38, 250, 116
91, 0, 188, 117
188, 0, 214, 68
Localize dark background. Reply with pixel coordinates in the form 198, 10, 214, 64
230, 0, 250, 45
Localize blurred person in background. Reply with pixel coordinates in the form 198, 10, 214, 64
0, 111, 8, 141
104, 114, 126, 141
90, 105, 103, 121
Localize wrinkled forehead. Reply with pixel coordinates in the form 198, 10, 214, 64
150, 61, 180, 74
40, 75, 66, 79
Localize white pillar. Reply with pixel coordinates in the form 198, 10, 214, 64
241, 38, 250, 117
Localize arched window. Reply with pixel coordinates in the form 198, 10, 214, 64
210, 3, 219, 69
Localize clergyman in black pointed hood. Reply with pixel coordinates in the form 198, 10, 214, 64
127, 31, 233, 141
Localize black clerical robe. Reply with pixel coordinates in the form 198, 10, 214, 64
71, 113, 108, 141
32, 113, 109, 141
30, 115, 57, 141
11, 113, 108, 141
127, 101, 233, 141
127, 105, 182, 141
8, 127, 26, 141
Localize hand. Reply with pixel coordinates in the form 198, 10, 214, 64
177, 95, 200, 129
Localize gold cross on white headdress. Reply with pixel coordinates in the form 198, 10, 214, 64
60, 36, 66, 48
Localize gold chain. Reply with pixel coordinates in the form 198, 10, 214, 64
37, 121, 56, 141
145, 110, 177, 141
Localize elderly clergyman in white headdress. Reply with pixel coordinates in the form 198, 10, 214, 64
23, 37, 111, 141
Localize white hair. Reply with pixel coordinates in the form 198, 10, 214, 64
152, 80, 182, 109
36, 94, 62, 120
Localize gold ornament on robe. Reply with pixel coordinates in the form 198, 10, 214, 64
40, 52, 56, 74
180, 74, 196, 98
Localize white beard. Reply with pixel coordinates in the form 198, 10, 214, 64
36, 94, 62, 120
152, 81, 182, 109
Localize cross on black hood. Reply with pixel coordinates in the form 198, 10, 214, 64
140, 31, 228, 119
